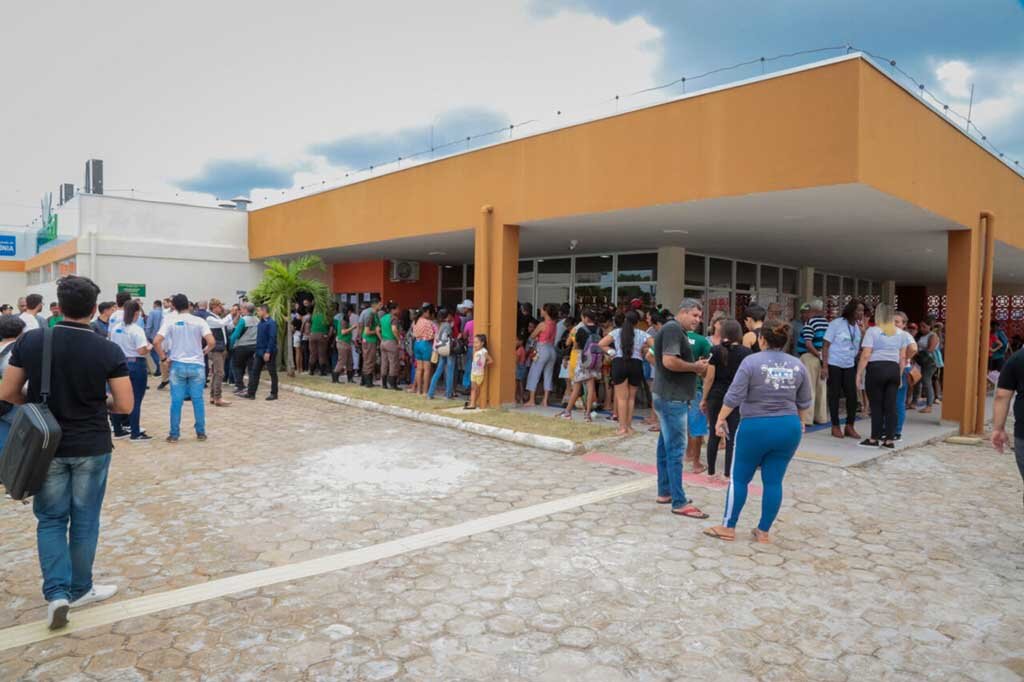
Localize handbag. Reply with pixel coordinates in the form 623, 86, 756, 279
908, 364, 922, 386
0, 327, 64, 501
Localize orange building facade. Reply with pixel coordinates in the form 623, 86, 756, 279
249, 55, 1024, 429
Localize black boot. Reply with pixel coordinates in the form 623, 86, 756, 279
346, 371, 354, 383
331, 372, 339, 383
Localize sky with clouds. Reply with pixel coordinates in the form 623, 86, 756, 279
2, 0, 1021, 227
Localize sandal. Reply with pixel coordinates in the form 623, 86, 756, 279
583, 414, 592, 423
671, 505, 709, 519
648, 425, 660, 432
703, 526, 735, 541
655, 496, 672, 504
751, 528, 771, 544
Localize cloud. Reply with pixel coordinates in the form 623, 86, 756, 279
178, 159, 297, 199
935, 60, 974, 99
310, 108, 510, 169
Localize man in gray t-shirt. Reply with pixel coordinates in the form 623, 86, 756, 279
651, 299, 709, 517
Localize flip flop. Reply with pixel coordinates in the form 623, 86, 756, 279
671, 505, 709, 519
702, 527, 735, 541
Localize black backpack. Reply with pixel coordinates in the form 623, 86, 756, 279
0, 327, 64, 501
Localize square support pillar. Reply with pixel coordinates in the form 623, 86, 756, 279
881, 280, 897, 307
944, 229, 984, 432
474, 209, 519, 407
657, 247, 685, 308
798, 266, 815, 305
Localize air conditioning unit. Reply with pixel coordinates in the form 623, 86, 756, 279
389, 260, 420, 283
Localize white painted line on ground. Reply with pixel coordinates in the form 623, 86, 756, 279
0, 476, 654, 652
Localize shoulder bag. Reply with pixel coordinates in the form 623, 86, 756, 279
0, 327, 64, 501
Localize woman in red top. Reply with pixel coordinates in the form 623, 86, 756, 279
525, 304, 559, 407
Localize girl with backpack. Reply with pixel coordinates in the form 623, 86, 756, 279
555, 308, 602, 422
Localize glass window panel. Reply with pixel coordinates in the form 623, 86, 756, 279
518, 259, 534, 274
441, 264, 463, 288
536, 285, 571, 309
736, 262, 756, 291
537, 258, 570, 284
685, 254, 706, 286
709, 258, 732, 289
842, 277, 855, 297
782, 268, 798, 295
574, 284, 612, 310
827, 275, 841, 297
735, 291, 754, 320
760, 265, 780, 293
617, 253, 657, 282
574, 256, 613, 286
707, 290, 731, 318
465, 264, 475, 287
813, 273, 824, 297
517, 285, 534, 309
441, 289, 463, 310
617, 283, 656, 307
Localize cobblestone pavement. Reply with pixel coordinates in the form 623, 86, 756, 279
2, 388, 1023, 680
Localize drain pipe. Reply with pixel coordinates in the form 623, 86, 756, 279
974, 211, 995, 434
88, 226, 98, 280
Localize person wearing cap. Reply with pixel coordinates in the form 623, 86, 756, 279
797, 300, 829, 426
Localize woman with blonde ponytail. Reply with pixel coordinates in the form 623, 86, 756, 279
856, 303, 910, 449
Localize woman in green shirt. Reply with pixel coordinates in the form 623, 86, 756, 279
379, 302, 402, 389
309, 310, 330, 376
332, 305, 357, 383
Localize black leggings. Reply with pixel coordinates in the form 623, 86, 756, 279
827, 364, 858, 427
865, 361, 899, 441
705, 397, 739, 476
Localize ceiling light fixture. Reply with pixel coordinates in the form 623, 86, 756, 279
663, 229, 688, 234
428, 250, 446, 256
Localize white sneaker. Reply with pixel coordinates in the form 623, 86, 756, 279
70, 584, 117, 609
47, 599, 70, 630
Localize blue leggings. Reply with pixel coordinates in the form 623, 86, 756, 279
723, 414, 802, 531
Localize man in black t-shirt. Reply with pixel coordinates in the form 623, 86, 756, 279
0, 276, 133, 630
992, 350, 1024, 506
652, 298, 709, 519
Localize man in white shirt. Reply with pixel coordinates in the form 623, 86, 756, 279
154, 293, 214, 443
106, 292, 132, 335
19, 293, 44, 332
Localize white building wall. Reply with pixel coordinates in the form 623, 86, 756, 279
0, 271, 29, 307
77, 195, 262, 302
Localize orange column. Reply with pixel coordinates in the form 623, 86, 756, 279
974, 213, 995, 434
943, 228, 983, 433
473, 208, 519, 407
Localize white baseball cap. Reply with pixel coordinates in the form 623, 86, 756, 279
459, 299, 474, 310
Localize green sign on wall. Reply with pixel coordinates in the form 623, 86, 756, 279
117, 283, 146, 298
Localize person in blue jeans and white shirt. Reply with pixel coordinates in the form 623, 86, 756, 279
650, 298, 709, 519
109, 299, 153, 441
0, 275, 134, 630
154, 293, 215, 443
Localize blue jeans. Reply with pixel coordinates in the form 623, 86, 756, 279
893, 367, 910, 436
170, 362, 206, 438
428, 354, 455, 398
149, 347, 162, 376
127, 359, 148, 438
653, 396, 690, 509
34, 454, 111, 602
724, 415, 802, 531
463, 352, 473, 389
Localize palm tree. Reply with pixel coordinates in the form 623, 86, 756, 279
250, 255, 333, 375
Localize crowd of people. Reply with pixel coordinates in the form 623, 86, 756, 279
3, 272, 1017, 632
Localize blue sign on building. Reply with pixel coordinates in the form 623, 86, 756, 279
0, 235, 17, 257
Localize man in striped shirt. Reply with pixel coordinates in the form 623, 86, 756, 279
798, 300, 829, 426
